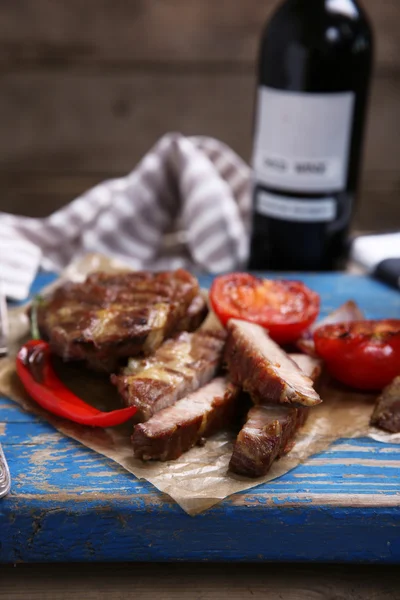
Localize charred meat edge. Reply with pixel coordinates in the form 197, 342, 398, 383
229, 405, 309, 478
229, 354, 321, 478
176, 294, 208, 333
34, 269, 200, 372
112, 324, 226, 421
224, 319, 321, 407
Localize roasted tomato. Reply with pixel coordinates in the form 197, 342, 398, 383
209, 273, 320, 344
314, 320, 400, 391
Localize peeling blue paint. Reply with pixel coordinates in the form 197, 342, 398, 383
0, 271, 400, 563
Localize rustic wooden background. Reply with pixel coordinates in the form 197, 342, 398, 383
0, 0, 399, 230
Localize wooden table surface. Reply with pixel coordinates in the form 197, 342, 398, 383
1, 271, 400, 565
1, 563, 400, 600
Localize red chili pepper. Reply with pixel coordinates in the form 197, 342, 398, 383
16, 340, 138, 427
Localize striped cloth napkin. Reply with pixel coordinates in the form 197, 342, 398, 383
0, 133, 251, 300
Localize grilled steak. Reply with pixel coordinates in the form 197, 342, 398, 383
288, 354, 322, 384
229, 354, 321, 478
224, 319, 321, 407
229, 404, 309, 477
370, 376, 400, 433
176, 293, 208, 333
35, 269, 200, 372
132, 377, 240, 461
112, 325, 226, 420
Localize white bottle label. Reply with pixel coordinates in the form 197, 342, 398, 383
256, 190, 336, 222
252, 87, 355, 193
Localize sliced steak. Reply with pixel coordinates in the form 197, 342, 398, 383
224, 319, 321, 407
370, 376, 400, 433
288, 354, 322, 384
229, 354, 321, 478
112, 326, 226, 421
35, 269, 199, 372
229, 405, 309, 477
176, 293, 208, 333
132, 377, 240, 461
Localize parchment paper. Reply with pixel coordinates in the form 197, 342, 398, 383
1, 254, 399, 515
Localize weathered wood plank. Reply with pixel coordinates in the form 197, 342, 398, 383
0, 72, 397, 173
2, 422, 399, 498
0, 71, 253, 173
0, 0, 398, 71
0, 71, 398, 230
1, 272, 400, 563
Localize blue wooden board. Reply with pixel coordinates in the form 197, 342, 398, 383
1, 271, 400, 564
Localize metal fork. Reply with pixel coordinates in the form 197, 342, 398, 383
0, 443, 10, 498
0, 280, 11, 497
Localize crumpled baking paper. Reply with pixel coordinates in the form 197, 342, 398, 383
0, 254, 398, 515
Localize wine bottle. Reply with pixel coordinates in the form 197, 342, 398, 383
249, 0, 373, 271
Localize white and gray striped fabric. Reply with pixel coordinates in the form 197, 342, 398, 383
0, 133, 252, 299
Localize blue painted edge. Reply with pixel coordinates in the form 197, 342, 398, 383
1, 499, 399, 564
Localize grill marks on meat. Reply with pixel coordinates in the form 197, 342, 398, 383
35, 268, 329, 477
370, 376, 400, 433
224, 319, 321, 407
36, 269, 200, 372
229, 354, 321, 478
132, 377, 240, 461
112, 327, 226, 420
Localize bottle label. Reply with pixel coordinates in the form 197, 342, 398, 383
256, 190, 336, 222
253, 87, 355, 193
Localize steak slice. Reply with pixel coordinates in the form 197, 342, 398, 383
229, 405, 309, 477
287, 354, 323, 384
132, 377, 240, 461
176, 293, 208, 333
229, 354, 321, 478
224, 319, 321, 407
112, 326, 226, 421
35, 269, 199, 372
370, 376, 400, 433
